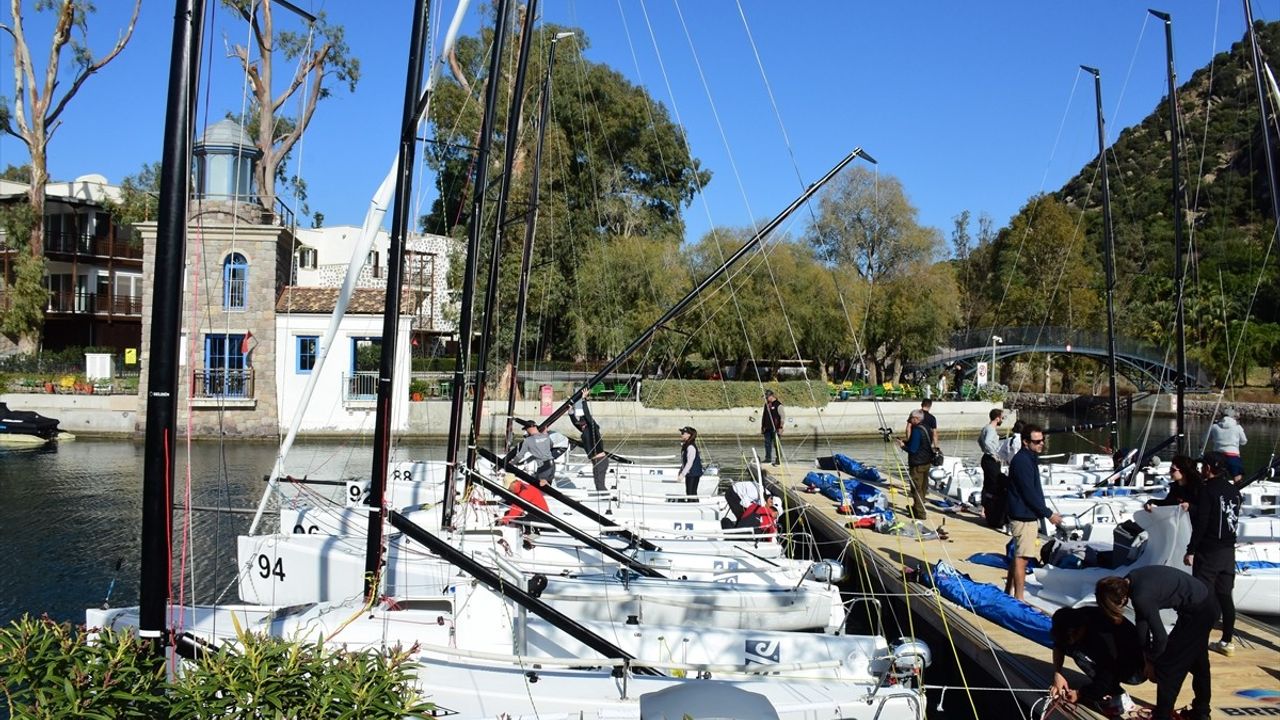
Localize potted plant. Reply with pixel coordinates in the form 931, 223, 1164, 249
409, 378, 430, 401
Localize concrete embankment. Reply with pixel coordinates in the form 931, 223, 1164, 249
1007, 391, 1280, 420
0, 392, 997, 439
0, 393, 138, 437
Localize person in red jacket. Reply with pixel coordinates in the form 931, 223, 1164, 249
500, 478, 550, 528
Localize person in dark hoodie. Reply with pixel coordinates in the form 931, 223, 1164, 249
1049, 606, 1144, 713
1096, 567, 1214, 720
1185, 451, 1242, 657
569, 400, 609, 492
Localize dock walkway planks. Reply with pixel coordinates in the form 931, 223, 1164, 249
767, 462, 1280, 720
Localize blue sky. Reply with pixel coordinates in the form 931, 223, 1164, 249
2, 1, 1275, 245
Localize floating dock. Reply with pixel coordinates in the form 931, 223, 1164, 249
767, 463, 1280, 719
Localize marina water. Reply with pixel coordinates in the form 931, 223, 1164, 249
3, 409, 1276, 717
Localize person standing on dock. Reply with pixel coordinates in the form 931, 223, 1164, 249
570, 400, 609, 492
1004, 424, 1061, 600
1206, 407, 1247, 483
1096, 566, 1214, 720
761, 389, 785, 467
919, 398, 939, 450
1185, 452, 1241, 657
895, 409, 933, 521
977, 409, 1006, 528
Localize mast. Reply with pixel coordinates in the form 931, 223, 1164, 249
467, 0, 539, 472
443, 0, 513, 528
1149, 9, 1187, 453
1244, 0, 1280, 223
1082, 65, 1121, 452
364, 0, 431, 602
139, 0, 205, 656
502, 149, 874, 461
505, 30, 573, 452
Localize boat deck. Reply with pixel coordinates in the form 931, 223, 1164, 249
766, 462, 1280, 720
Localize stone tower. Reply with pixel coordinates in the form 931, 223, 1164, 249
136, 119, 296, 437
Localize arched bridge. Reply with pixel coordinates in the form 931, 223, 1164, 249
914, 326, 1208, 392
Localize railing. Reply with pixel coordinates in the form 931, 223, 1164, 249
344, 371, 378, 401
43, 291, 143, 316
43, 231, 143, 260
193, 368, 254, 399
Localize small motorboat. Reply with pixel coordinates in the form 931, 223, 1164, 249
0, 402, 75, 447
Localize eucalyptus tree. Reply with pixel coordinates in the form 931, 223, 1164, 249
0, 0, 140, 350
805, 166, 957, 383
221, 0, 359, 217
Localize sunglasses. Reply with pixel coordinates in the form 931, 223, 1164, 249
1028, 437, 1046, 445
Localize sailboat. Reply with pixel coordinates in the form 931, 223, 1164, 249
89, 1, 933, 716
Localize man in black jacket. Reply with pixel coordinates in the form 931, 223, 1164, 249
1186, 451, 1242, 656
1096, 566, 1214, 720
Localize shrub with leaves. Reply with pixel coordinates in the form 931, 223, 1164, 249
641, 379, 830, 410
0, 615, 433, 719
0, 615, 168, 719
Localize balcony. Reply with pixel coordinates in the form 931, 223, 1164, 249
344, 371, 378, 404
193, 368, 255, 400
43, 231, 143, 260
43, 290, 143, 317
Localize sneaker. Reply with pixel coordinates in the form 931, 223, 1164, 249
771, 461, 780, 467
1209, 640, 1234, 656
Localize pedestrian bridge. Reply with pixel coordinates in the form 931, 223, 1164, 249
914, 326, 1207, 392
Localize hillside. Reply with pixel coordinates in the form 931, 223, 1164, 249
1052, 21, 1280, 382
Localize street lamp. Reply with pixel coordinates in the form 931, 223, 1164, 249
990, 335, 1003, 384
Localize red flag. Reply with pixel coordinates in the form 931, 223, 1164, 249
240, 331, 254, 356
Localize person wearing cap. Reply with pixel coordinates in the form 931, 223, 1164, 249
1186, 451, 1242, 657
1206, 407, 1247, 483
761, 389, 785, 467
516, 420, 556, 484
677, 426, 703, 499
894, 409, 934, 522
570, 400, 609, 492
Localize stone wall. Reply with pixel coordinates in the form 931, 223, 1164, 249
1007, 391, 1280, 421
136, 206, 293, 437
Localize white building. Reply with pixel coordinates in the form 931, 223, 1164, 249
292, 225, 456, 344
274, 287, 413, 434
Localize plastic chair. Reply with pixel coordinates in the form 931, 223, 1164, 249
613, 382, 629, 398
590, 382, 606, 397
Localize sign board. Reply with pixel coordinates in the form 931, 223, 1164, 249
976, 361, 989, 387
540, 384, 553, 416
124, 348, 138, 365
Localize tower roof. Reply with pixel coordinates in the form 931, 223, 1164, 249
198, 119, 259, 154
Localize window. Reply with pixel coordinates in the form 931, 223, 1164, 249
203, 333, 249, 397
367, 250, 380, 279
223, 252, 248, 310
297, 335, 318, 374
297, 246, 318, 270
347, 336, 382, 400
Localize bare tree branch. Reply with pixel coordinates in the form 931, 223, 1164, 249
46, 0, 142, 126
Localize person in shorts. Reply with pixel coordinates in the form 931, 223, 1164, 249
1004, 423, 1061, 600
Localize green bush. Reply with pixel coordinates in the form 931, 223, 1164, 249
0, 615, 433, 719
409, 378, 430, 398
640, 380, 830, 410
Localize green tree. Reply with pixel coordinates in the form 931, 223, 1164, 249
223, 0, 359, 216
102, 161, 161, 242
0, 0, 141, 350
805, 167, 956, 382
424, 20, 709, 366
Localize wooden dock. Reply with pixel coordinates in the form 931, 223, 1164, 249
765, 462, 1280, 719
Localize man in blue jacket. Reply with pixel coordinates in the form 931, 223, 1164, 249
1004, 423, 1061, 600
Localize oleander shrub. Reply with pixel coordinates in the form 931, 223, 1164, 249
640, 379, 830, 410
0, 614, 433, 719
